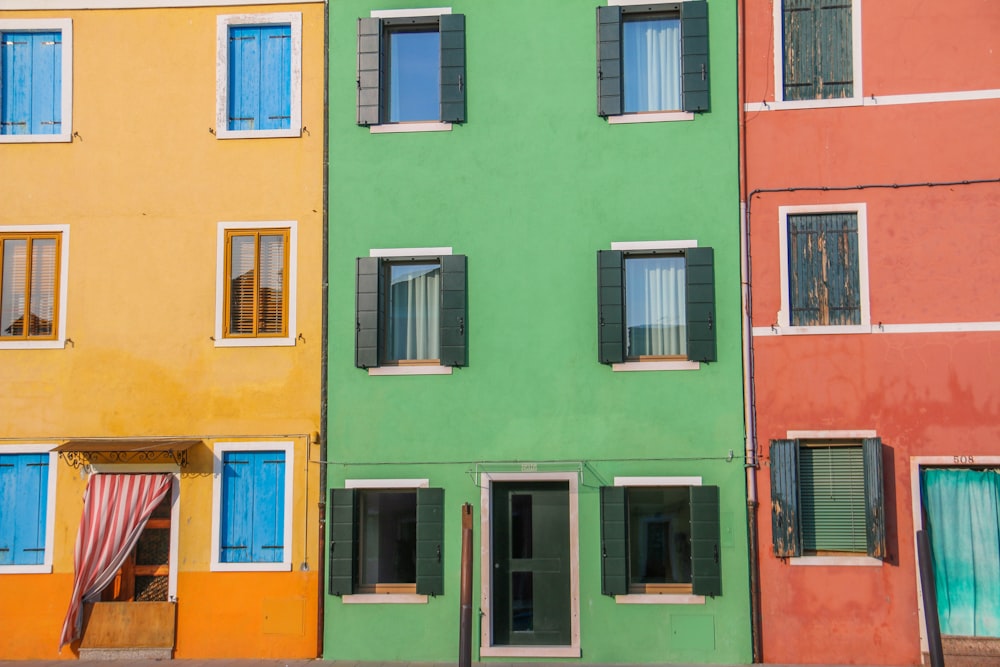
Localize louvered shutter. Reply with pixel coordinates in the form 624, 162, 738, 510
439, 255, 467, 367
599, 486, 627, 596
220, 451, 252, 563
355, 257, 380, 368
770, 439, 802, 557
800, 445, 866, 552
680, 0, 710, 112
357, 18, 382, 126
685, 246, 716, 362
328, 488, 356, 595
864, 437, 886, 559
259, 25, 292, 130
597, 250, 625, 364
596, 6, 622, 117
254, 451, 285, 563
439, 14, 466, 123
690, 485, 721, 596
416, 487, 444, 595
257, 233, 286, 335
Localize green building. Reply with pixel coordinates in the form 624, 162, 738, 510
324, 0, 750, 662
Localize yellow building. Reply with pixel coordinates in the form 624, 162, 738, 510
0, 0, 324, 659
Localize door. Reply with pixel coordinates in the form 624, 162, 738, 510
101, 491, 172, 602
492, 481, 571, 646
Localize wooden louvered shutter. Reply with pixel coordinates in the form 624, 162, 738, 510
770, 439, 802, 557
415, 487, 444, 595
864, 438, 886, 559
599, 486, 627, 596
328, 488, 356, 595
355, 257, 380, 368
596, 6, 622, 117
690, 485, 722, 596
685, 246, 716, 362
227, 233, 257, 336
788, 212, 860, 326
439, 254, 467, 367
357, 18, 382, 126
439, 14, 466, 123
597, 250, 625, 364
680, 0, 710, 112
257, 233, 287, 335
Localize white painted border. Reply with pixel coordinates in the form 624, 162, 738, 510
0, 444, 58, 574
608, 112, 695, 125
371, 6, 451, 19
0, 224, 70, 350
789, 555, 881, 566
369, 246, 452, 258
776, 203, 870, 332
215, 12, 302, 140
746, 88, 1000, 113
611, 240, 697, 251
479, 472, 581, 658
210, 440, 294, 572
0, 19, 73, 144
614, 476, 702, 487
345, 478, 429, 489
3, 1, 320, 8
754, 320, 1000, 337
771, 0, 862, 106
214, 221, 297, 347
369, 122, 452, 134
368, 365, 453, 376
786, 429, 876, 439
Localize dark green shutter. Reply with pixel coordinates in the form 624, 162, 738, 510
817, 1, 853, 98
788, 213, 860, 326
680, 0, 710, 112
416, 487, 444, 596
599, 486, 627, 596
781, 0, 816, 100
864, 437, 886, 560
439, 14, 466, 123
770, 439, 802, 557
782, 0, 853, 100
355, 257, 380, 369
596, 6, 622, 117
690, 485, 721, 596
357, 17, 382, 125
685, 247, 716, 362
328, 488, 356, 596
597, 250, 625, 364
439, 254, 467, 367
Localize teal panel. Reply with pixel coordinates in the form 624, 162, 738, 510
680, 0, 710, 112
439, 254, 467, 367
415, 487, 444, 595
329, 488, 356, 595
770, 439, 802, 557
864, 437, 886, 559
690, 485, 721, 596
599, 486, 627, 596
596, 6, 622, 116
597, 250, 625, 364
439, 14, 465, 123
782, 0, 852, 100
788, 212, 860, 326
685, 246, 716, 362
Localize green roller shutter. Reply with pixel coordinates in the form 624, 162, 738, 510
416, 487, 444, 596
596, 6, 622, 117
864, 437, 886, 559
439, 14, 466, 123
599, 486, 627, 596
357, 17, 382, 125
685, 246, 716, 362
597, 250, 625, 364
439, 255, 467, 367
799, 444, 865, 553
328, 488, 356, 596
770, 439, 802, 557
355, 257, 380, 368
690, 485, 721, 596
680, 0, 710, 112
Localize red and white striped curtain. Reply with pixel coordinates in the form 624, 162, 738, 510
58, 473, 172, 650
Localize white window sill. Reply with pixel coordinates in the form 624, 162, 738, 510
789, 555, 882, 567
0, 339, 66, 350
368, 365, 453, 376
744, 97, 862, 113
214, 336, 296, 348
754, 324, 871, 337
615, 593, 705, 604
612, 360, 700, 372
0, 564, 52, 574
215, 128, 301, 140
369, 121, 452, 134
607, 111, 694, 124
209, 560, 292, 573
342, 593, 428, 604
0, 133, 71, 144
480, 646, 581, 658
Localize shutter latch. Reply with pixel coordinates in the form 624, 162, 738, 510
701, 63, 706, 80
458, 316, 465, 336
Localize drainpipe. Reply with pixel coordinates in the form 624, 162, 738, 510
316, 0, 330, 658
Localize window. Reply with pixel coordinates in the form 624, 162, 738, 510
211, 441, 293, 572
0, 226, 68, 349
597, 1, 709, 119
355, 249, 467, 373
357, 10, 465, 129
0, 446, 56, 573
328, 482, 444, 599
769, 438, 886, 559
600, 479, 720, 598
0, 19, 72, 143
597, 243, 715, 367
216, 13, 302, 139
779, 0, 857, 101
215, 222, 297, 347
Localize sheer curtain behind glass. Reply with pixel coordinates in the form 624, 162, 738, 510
386, 263, 440, 361
623, 16, 681, 113
626, 256, 686, 357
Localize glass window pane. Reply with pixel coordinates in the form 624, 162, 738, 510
387, 29, 440, 122
228, 235, 257, 335
1, 239, 27, 337
627, 487, 692, 585
625, 255, 686, 358
257, 234, 285, 334
28, 238, 56, 336
359, 490, 417, 585
623, 16, 681, 113
385, 262, 440, 361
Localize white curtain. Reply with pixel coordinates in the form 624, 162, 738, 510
626, 257, 686, 357
623, 17, 682, 113
387, 264, 440, 361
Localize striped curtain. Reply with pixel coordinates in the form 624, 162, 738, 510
58, 473, 172, 650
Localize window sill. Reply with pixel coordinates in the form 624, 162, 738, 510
342, 593, 428, 604
0, 564, 52, 574
755, 324, 871, 337
789, 555, 882, 567
369, 121, 452, 134
612, 360, 700, 372
480, 646, 581, 658
209, 560, 292, 573
615, 593, 705, 604
0, 339, 65, 350
744, 97, 862, 113
214, 336, 296, 348
215, 128, 301, 140
607, 111, 694, 124
0, 133, 72, 144
368, 365, 453, 376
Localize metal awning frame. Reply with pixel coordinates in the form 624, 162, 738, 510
55, 439, 200, 469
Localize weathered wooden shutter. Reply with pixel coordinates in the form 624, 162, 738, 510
690, 485, 722, 596
0, 454, 48, 566
256, 451, 285, 563
439, 254, 467, 367
680, 0, 710, 112
357, 18, 382, 126
259, 24, 292, 130
416, 487, 444, 595
439, 14, 466, 123
816, 1, 853, 98
685, 246, 716, 362
355, 257, 380, 368
328, 488, 356, 596
599, 486, 627, 596
228, 26, 262, 131
597, 250, 625, 364
1, 32, 61, 135
596, 6, 622, 117
770, 439, 802, 557
781, 0, 817, 100
799, 445, 865, 552
864, 437, 886, 560
220, 452, 252, 563
787, 212, 860, 326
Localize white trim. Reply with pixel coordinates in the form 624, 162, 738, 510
608, 0, 686, 5
0, 19, 72, 144
479, 472, 581, 659
608, 111, 694, 124
0, 224, 70, 350
786, 429, 876, 439
614, 475, 703, 487
345, 478, 428, 489
611, 240, 697, 251
754, 320, 1000, 337
2, 1, 320, 8
210, 440, 294, 572
370, 7, 451, 18
615, 593, 706, 604
342, 593, 428, 604
215, 12, 302, 140
0, 444, 58, 574
777, 203, 870, 330
612, 360, 700, 372
369, 246, 452, 258
368, 365, 453, 376
369, 121, 452, 134
214, 221, 297, 347
789, 555, 882, 567
745, 88, 1000, 113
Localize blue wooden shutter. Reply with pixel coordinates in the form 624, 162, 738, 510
597, 250, 625, 364
355, 257, 381, 368
864, 437, 886, 560
1, 31, 61, 136
817, 1, 853, 98
357, 18, 382, 126
221, 451, 252, 562
685, 246, 716, 362
690, 485, 722, 596
259, 24, 292, 130
0, 454, 49, 565
1, 33, 31, 134
439, 254, 467, 367
781, 0, 816, 100
770, 439, 802, 557
439, 14, 465, 123
680, 0, 710, 112
228, 26, 260, 131
416, 487, 444, 595
596, 6, 622, 117
788, 212, 860, 326
328, 488, 356, 595
599, 486, 627, 596
0, 455, 15, 564
254, 451, 285, 563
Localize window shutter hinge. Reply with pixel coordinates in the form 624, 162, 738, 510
458, 75, 464, 92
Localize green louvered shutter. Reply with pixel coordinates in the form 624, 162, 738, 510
357, 18, 382, 125
599, 486, 627, 596
328, 488, 356, 596
680, 0, 710, 112
816, 1, 853, 99
439, 14, 466, 123
355, 257, 380, 368
416, 487, 444, 596
439, 255, 467, 367
770, 439, 802, 557
690, 485, 721, 596
686, 247, 716, 362
799, 444, 866, 553
864, 438, 886, 559
597, 250, 625, 364
596, 6, 622, 117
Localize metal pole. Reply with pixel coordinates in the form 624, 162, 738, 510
917, 529, 944, 667
459, 503, 473, 667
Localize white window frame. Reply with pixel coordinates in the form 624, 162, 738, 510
214, 220, 297, 347
210, 440, 294, 572
770, 0, 863, 110
215, 12, 302, 140
0, 444, 58, 574
0, 224, 70, 350
0, 19, 73, 144
776, 204, 870, 335
610, 239, 702, 371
